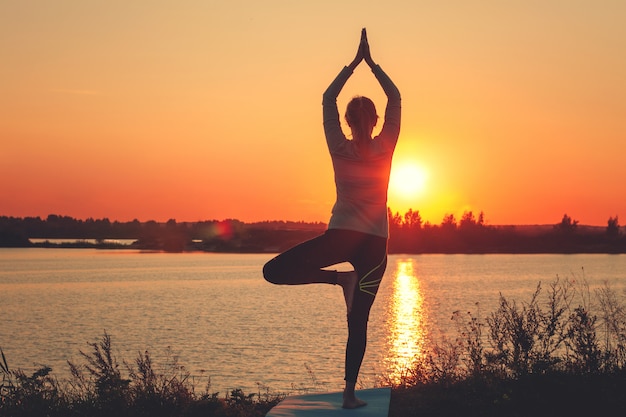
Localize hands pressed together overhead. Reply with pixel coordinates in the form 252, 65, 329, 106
348, 28, 377, 71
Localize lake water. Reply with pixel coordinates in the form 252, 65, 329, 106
1, 249, 625, 394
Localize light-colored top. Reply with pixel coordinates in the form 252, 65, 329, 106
322, 64, 401, 238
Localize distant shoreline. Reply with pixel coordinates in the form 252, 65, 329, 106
2, 214, 625, 254
11, 238, 626, 255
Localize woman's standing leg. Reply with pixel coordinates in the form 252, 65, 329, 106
343, 235, 388, 408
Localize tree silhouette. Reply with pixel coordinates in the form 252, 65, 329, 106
441, 214, 457, 231
403, 208, 422, 230
459, 211, 485, 230
607, 216, 620, 237
389, 209, 403, 230
554, 214, 578, 233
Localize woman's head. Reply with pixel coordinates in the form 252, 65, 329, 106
345, 96, 378, 141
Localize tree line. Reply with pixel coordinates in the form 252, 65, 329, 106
0, 212, 624, 253
387, 210, 624, 254
0, 215, 326, 252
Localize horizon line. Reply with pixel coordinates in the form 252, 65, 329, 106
1, 213, 615, 229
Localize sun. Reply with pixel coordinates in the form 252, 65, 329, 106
389, 161, 428, 201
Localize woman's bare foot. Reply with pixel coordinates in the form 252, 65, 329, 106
337, 271, 358, 314
342, 387, 367, 409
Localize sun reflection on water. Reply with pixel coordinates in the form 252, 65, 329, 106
385, 259, 427, 383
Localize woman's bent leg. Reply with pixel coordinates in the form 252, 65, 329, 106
263, 230, 356, 285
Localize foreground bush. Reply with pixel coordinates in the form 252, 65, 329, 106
0, 332, 282, 417
388, 277, 626, 416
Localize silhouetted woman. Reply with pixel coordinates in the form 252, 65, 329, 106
263, 28, 401, 409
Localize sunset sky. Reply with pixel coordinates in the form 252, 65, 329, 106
2, 1, 625, 226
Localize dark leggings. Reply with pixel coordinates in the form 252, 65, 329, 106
262, 228, 388, 383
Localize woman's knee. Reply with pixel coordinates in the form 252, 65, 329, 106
263, 258, 285, 284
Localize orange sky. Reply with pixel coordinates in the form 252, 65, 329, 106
1, 1, 625, 226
